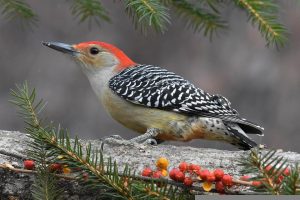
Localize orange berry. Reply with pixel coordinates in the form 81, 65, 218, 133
63, 166, 71, 174
214, 169, 224, 181
161, 169, 168, 177
23, 160, 35, 170
152, 171, 162, 179
215, 181, 225, 193
142, 168, 152, 177
202, 181, 213, 192
156, 157, 169, 169
183, 177, 193, 186
199, 169, 210, 181
222, 174, 233, 186
179, 162, 189, 172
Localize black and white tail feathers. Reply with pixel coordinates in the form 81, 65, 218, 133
225, 122, 259, 150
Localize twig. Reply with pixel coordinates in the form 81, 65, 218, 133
233, 178, 253, 186
0, 163, 74, 180
0, 162, 260, 193
0, 162, 207, 192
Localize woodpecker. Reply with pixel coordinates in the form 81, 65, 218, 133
43, 41, 264, 150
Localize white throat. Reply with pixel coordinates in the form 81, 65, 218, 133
83, 66, 115, 99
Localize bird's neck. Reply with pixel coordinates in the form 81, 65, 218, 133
84, 66, 116, 99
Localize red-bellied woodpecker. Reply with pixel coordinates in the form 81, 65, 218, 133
43, 41, 264, 150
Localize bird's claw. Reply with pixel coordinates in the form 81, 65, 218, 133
143, 138, 158, 145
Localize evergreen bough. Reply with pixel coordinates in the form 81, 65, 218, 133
0, 0, 288, 47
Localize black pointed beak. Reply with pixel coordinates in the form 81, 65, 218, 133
42, 42, 79, 55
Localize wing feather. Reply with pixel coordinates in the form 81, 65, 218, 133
109, 65, 264, 133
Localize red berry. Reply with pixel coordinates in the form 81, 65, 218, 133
214, 169, 224, 181
252, 181, 262, 187
23, 160, 35, 170
142, 168, 152, 177
199, 169, 210, 181
83, 172, 89, 181
49, 163, 62, 172
222, 174, 233, 186
169, 168, 180, 180
265, 165, 272, 172
183, 177, 193, 186
189, 164, 201, 172
175, 171, 185, 182
240, 175, 251, 181
206, 172, 216, 182
152, 171, 162, 179
215, 181, 225, 193
283, 168, 290, 176
275, 175, 284, 184
179, 162, 189, 172
195, 169, 202, 176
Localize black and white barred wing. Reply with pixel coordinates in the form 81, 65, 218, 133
109, 65, 263, 134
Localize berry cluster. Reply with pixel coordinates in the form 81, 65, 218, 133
141, 157, 169, 179
23, 157, 291, 194
141, 158, 233, 192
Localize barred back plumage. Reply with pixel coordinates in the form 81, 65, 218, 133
109, 64, 263, 136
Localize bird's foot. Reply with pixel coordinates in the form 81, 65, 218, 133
130, 128, 161, 145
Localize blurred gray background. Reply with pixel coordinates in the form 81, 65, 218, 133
0, 1, 299, 151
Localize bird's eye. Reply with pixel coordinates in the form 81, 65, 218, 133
90, 47, 100, 55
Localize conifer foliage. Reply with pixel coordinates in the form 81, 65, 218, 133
0, 0, 288, 47
239, 149, 300, 195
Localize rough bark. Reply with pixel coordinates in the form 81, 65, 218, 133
0, 130, 299, 199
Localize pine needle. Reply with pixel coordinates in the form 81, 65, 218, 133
124, 0, 171, 33
234, 0, 288, 48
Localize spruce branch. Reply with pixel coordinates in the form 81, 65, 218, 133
70, 0, 110, 26
0, 0, 289, 48
233, 0, 287, 47
282, 164, 300, 195
168, 0, 227, 39
124, 0, 171, 33
10, 82, 62, 200
31, 168, 63, 200
239, 148, 300, 195
198, 0, 227, 15
0, 0, 37, 26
